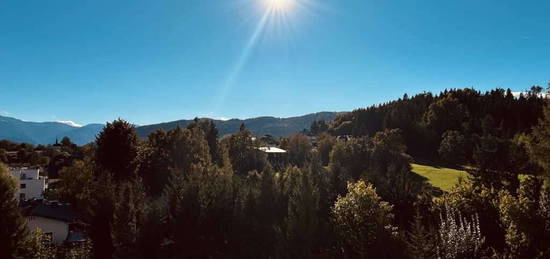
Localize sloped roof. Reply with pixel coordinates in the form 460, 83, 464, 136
66, 231, 87, 243
26, 202, 79, 223
259, 146, 287, 153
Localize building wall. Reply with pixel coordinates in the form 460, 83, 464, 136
26, 216, 69, 244
10, 168, 40, 179
18, 178, 45, 200
9, 169, 45, 201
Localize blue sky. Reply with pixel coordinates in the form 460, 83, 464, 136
1, 0, 549, 126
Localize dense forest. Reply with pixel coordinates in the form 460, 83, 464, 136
1, 85, 550, 259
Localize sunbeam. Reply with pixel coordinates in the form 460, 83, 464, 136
212, 8, 271, 113
212, 0, 319, 115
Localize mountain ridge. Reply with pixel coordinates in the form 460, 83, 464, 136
0, 112, 340, 145
136, 112, 339, 138
0, 115, 104, 145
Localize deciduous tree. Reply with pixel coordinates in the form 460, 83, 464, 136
331, 180, 398, 258
0, 163, 28, 259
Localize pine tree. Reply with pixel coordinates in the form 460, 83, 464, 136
89, 174, 116, 259
407, 212, 437, 259
95, 119, 139, 181
285, 168, 320, 258
187, 119, 220, 163
112, 180, 146, 259
526, 103, 550, 178
0, 163, 29, 259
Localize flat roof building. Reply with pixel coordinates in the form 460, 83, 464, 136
9, 168, 46, 201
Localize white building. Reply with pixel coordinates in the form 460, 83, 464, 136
24, 200, 82, 244
259, 146, 287, 169
9, 168, 46, 201
258, 146, 287, 154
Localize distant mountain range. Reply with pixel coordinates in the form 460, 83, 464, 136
135, 112, 339, 139
0, 116, 104, 146
0, 112, 339, 145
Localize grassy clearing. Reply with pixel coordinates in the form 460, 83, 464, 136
411, 163, 470, 192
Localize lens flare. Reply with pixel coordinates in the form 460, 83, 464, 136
212, 0, 318, 113
265, 0, 295, 12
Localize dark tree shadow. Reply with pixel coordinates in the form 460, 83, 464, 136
410, 171, 445, 197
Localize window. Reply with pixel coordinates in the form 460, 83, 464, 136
43, 232, 53, 243
20, 183, 26, 189
19, 193, 25, 200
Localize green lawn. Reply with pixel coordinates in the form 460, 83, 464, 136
411, 163, 470, 192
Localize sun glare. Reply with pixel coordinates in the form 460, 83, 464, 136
265, 0, 295, 12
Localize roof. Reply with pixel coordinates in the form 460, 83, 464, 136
25, 201, 79, 223
259, 146, 287, 153
66, 231, 87, 243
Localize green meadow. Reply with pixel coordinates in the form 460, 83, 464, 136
411, 163, 470, 192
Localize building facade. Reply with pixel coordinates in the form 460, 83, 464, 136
9, 168, 46, 201
24, 200, 82, 244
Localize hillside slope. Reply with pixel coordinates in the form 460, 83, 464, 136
0, 112, 339, 145
136, 112, 339, 138
0, 115, 103, 145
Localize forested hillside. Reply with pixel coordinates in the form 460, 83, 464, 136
135, 112, 338, 138
329, 87, 546, 163
1, 86, 549, 258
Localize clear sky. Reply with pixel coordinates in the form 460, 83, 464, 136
1, 0, 549, 126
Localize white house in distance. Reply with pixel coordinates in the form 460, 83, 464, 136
24, 200, 83, 244
259, 146, 287, 168
9, 168, 46, 201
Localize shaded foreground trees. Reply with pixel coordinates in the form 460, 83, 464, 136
331, 181, 401, 258
526, 102, 550, 177
0, 163, 91, 259
0, 163, 28, 259
2, 86, 549, 259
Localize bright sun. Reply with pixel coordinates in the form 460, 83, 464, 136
265, 0, 295, 12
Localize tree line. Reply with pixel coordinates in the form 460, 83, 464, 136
0, 85, 549, 258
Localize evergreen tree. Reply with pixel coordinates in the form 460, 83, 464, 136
424, 95, 468, 135
224, 126, 267, 175
0, 163, 28, 259
471, 135, 519, 191
88, 174, 116, 259
439, 130, 466, 165
187, 118, 220, 163
526, 103, 550, 178
317, 133, 336, 166
112, 180, 146, 259
407, 212, 437, 259
136, 202, 164, 259
139, 126, 211, 196
285, 168, 320, 258
256, 167, 279, 256
95, 119, 139, 181
310, 120, 329, 135
165, 163, 234, 257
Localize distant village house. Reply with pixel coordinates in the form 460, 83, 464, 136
9, 168, 46, 201
23, 200, 84, 244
